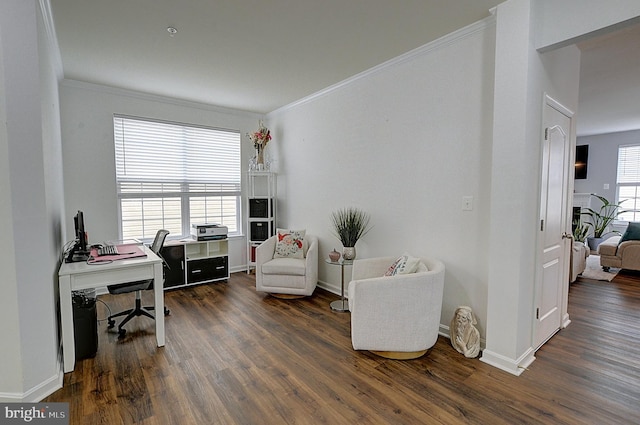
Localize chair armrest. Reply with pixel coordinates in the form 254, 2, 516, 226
348, 266, 444, 306
256, 236, 277, 267
304, 235, 318, 282
351, 256, 397, 280
616, 239, 640, 257
305, 236, 318, 270
598, 235, 621, 257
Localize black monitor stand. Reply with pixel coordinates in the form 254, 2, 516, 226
65, 243, 89, 263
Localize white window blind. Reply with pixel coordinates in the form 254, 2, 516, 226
114, 115, 241, 240
617, 144, 640, 222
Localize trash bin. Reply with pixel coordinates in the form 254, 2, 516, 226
72, 289, 98, 359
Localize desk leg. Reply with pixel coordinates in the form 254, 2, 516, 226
153, 261, 165, 347
59, 275, 76, 373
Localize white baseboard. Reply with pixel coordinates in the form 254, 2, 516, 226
230, 265, 249, 274
480, 347, 536, 376
316, 279, 341, 296
0, 364, 63, 403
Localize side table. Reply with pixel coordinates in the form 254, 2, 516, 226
326, 258, 353, 312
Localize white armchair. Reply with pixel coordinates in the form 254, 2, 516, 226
347, 256, 445, 359
256, 234, 318, 298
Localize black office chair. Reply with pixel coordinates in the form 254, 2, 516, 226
107, 229, 170, 338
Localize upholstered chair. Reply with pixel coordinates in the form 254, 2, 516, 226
256, 232, 318, 298
570, 241, 589, 282
347, 256, 445, 359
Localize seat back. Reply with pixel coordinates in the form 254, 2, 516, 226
107, 229, 170, 295
150, 229, 170, 254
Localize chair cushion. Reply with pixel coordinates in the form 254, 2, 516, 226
384, 254, 422, 276
274, 229, 306, 258
261, 257, 307, 276
620, 222, 640, 243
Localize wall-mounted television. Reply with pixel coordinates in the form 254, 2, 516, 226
575, 145, 588, 179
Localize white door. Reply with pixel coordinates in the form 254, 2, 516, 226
534, 95, 573, 349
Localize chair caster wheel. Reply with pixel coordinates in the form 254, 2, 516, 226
164, 308, 170, 316
118, 329, 126, 339
108, 319, 115, 329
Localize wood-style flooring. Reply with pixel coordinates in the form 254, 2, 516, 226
44, 270, 640, 424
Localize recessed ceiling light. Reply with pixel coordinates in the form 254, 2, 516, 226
167, 27, 178, 36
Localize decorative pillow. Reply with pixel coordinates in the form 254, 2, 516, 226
620, 222, 640, 244
384, 254, 421, 276
273, 229, 306, 258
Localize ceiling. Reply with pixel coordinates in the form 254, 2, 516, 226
576, 23, 640, 137
49, 0, 503, 113
49, 1, 639, 136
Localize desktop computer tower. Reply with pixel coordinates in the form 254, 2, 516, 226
72, 290, 98, 359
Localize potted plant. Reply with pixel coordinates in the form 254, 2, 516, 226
581, 194, 628, 251
330, 207, 372, 260
572, 219, 589, 243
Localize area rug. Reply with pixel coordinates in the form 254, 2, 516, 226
579, 255, 619, 282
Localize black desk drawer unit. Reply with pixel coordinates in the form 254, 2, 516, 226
161, 239, 229, 290
187, 256, 228, 284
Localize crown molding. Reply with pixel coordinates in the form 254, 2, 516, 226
60, 79, 263, 119
268, 15, 496, 117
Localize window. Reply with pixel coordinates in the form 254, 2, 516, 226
114, 115, 241, 240
617, 144, 640, 222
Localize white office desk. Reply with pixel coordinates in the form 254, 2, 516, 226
58, 245, 164, 373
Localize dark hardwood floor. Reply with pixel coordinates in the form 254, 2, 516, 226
45, 271, 640, 424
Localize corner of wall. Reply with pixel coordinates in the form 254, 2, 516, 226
480, 347, 535, 376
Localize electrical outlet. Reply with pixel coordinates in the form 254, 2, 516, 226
604, 184, 609, 190
462, 196, 473, 211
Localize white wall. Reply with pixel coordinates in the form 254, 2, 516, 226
0, 0, 64, 401
0, 4, 23, 397
59, 81, 262, 272
480, 0, 639, 375
574, 130, 640, 197
267, 19, 496, 338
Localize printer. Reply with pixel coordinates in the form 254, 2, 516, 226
191, 223, 228, 241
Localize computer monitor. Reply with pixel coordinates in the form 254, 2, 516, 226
74, 210, 88, 254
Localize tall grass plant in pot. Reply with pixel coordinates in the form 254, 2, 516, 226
582, 194, 628, 251
330, 208, 372, 260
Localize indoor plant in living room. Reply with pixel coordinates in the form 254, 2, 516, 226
582, 194, 628, 251
572, 219, 589, 244
330, 207, 372, 260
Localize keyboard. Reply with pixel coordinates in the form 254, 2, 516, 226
97, 244, 119, 256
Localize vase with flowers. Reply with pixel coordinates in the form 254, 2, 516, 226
247, 121, 272, 171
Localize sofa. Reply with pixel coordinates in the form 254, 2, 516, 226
598, 235, 640, 272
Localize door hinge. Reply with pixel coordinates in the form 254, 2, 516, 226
544, 127, 549, 140
540, 219, 544, 231
536, 308, 540, 320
